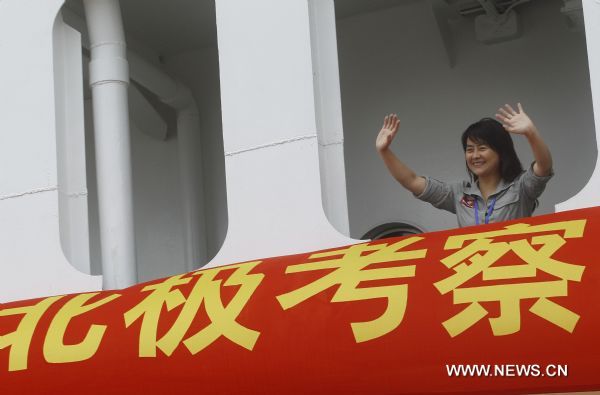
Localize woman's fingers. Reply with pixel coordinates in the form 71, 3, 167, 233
517, 102, 524, 113
498, 107, 512, 119
383, 113, 400, 131
495, 113, 509, 123
505, 103, 517, 115
390, 114, 398, 131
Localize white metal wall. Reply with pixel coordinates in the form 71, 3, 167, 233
0, 0, 102, 302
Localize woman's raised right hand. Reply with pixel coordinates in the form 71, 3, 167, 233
375, 114, 400, 153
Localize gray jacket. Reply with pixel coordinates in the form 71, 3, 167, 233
415, 164, 553, 228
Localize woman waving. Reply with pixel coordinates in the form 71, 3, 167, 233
376, 103, 553, 227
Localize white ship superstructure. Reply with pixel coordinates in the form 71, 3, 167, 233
0, 0, 598, 303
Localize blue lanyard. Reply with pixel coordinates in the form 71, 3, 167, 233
474, 197, 496, 225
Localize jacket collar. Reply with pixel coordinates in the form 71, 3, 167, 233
463, 177, 514, 199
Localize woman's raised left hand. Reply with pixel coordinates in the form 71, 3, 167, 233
495, 103, 538, 136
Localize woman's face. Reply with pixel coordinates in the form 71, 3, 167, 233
465, 137, 500, 179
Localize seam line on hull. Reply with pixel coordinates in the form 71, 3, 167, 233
59, 191, 89, 198
0, 186, 58, 201
318, 140, 344, 147
225, 135, 317, 157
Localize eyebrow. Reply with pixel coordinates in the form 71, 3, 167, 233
466, 142, 488, 147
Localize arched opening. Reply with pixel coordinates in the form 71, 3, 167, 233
335, 0, 596, 237
57, 0, 227, 282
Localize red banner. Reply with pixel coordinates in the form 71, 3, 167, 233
1, 207, 600, 394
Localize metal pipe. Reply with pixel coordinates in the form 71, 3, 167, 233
126, 48, 207, 270
83, 0, 137, 289
477, 0, 500, 18
74, 2, 207, 270
176, 107, 207, 270
127, 51, 180, 104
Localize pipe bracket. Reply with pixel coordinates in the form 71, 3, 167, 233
89, 57, 129, 86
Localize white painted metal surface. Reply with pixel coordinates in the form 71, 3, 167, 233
54, 11, 92, 275
308, 0, 351, 237
0, 0, 101, 302
206, 0, 357, 267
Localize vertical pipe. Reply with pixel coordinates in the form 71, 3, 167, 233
83, 0, 137, 289
127, 51, 208, 270
177, 106, 208, 270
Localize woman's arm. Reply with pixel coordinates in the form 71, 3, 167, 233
376, 114, 426, 195
495, 103, 553, 176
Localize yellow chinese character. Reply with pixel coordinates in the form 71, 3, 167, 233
124, 261, 264, 357
0, 296, 62, 371
43, 292, 120, 364
434, 220, 586, 337
277, 237, 426, 343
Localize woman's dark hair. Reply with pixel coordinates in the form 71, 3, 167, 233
461, 118, 523, 183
